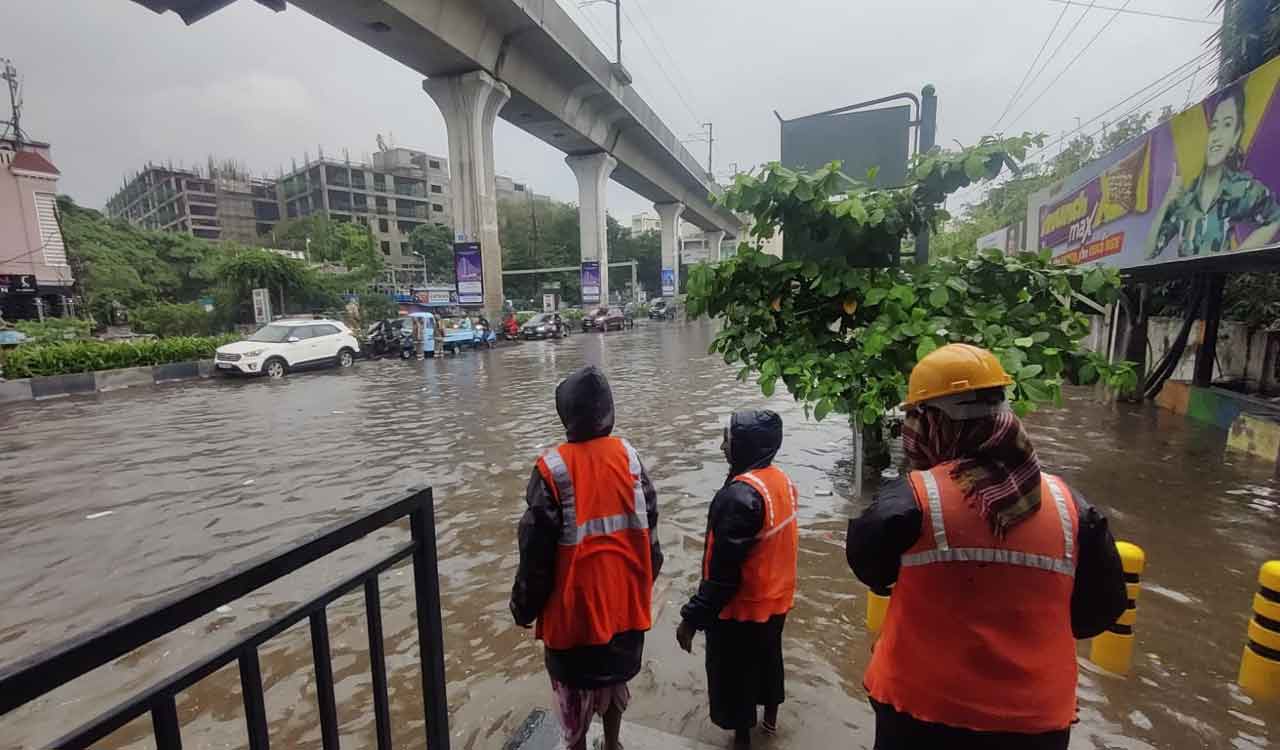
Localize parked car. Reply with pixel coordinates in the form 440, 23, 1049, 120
582, 306, 627, 332
649, 299, 675, 320
520, 313, 568, 340
215, 319, 360, 378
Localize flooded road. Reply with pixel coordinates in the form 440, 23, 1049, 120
1, 321, 1278, 749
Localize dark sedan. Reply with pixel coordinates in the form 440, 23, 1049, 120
520, 313, 567, 339
582, 306, 628, 332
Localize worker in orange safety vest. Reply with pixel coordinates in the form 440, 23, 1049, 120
846, 343, 1128, 750
677, 409, 798, 749
510, 366, 663, 750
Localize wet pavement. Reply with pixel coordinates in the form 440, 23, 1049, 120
1, 321, 1278, 749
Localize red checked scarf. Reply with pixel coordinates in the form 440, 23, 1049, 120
901, 405, 1043, 536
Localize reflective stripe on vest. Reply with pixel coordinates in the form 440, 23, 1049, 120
712, 466, 800, 623
901, 469, 1076, 577
735, 471, 798, 541
541, 440, 648, 546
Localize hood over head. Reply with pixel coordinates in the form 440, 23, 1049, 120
556, 366, 616, 442
726, 409, 783, 474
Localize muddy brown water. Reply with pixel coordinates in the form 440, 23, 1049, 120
1, 322, 1277, 749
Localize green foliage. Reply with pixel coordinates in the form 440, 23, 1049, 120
132, 302, 214, 337
57, 197, 223, 323
268, 215, 382, 272
4, 334, 239, 379
515, 311, 538, 325
560, 307, 585, 322
689, 136, 1132, 425
408, 223, 455, 282
14, 318, 91, 345
724, 134, 1043, 267
689, 246, 1123, 423
498, 198, 584, 302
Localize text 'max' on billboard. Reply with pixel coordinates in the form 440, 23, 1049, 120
1028, 56, 1280, 272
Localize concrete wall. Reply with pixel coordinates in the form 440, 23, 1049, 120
1085, 314, 1278, 392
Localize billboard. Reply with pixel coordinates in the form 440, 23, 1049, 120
976, 221, 1027, 256
453, 242, 484, 305
781, 105, 911, 186
251, 288, 272, 325
1028, 55, 1280, 270
581, 261, 601, 305
661, 268, 675, 297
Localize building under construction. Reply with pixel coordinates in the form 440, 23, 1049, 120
105, 161, 281, 244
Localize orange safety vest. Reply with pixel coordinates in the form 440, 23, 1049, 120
864, 464, 1081, 734
535, 437, 654, 650
704, 466, 799, 622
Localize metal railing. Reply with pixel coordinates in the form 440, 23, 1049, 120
0, 488, 450, 750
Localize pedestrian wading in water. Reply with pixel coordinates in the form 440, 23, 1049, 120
511, 366, 663, 750
677, 409, 799, 749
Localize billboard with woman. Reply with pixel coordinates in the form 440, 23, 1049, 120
1027, 55, 1280, 269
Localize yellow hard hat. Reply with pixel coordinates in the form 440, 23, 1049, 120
905, 343, 1013, 407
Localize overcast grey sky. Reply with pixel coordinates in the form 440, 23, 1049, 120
3, 0, 1221, 219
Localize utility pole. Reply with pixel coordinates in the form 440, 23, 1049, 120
702, 122, 714, 177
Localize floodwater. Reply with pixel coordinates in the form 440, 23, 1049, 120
1, 322, 1277, 750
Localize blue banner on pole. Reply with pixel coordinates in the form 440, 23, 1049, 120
660, 268, 675, 297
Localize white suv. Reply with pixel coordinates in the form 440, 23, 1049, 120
215, 319, 361, 378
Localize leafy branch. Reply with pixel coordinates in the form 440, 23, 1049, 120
688, 134, 1132, 426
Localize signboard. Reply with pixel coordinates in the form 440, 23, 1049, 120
661, 268, 675, 297
251, 288, 272, 325
453, 242, 484, 305
580, 261, 601, 305
781, 105, 911, 186
1029, 55, 1280, 270
543, 293, 556, 313
0, 274, 37, 295
412, 286, 454, 306
976, 221, 1027, 256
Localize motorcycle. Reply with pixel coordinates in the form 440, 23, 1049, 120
499, 314, 520, 340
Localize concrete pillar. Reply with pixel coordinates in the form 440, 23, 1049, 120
705, 229, 725, 262
422, 70, 511, 314
655, 202, 684, 297
566, 152, 617, 306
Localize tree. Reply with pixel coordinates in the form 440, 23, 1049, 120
686, 137, 1136, 433
408, 223, 454, 282
606, 219, 661, 296
57, 197, 221, 323
497, 198, 583, 303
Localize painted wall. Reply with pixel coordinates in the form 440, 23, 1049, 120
0, 141, 69, 287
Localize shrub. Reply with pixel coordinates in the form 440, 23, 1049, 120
3, 334, 240, 379
132, 302, 214, 337
14, 318, 91, 345
561, 308, 585, 322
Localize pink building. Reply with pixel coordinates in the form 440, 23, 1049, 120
0, 136, 74, 320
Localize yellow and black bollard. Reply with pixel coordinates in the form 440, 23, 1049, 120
866, 586, 891, 634
1090, 541, 1145, 675
1238, 560, 1280, 702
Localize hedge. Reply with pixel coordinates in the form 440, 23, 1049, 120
132, 302, 215, 337
3, 334, 240, 379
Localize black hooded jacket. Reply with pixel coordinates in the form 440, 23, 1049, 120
509, 366, 663, 688
680, 409, 784, 630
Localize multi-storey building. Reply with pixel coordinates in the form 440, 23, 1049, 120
105, 163, 280, 244
276, 147, 450, 270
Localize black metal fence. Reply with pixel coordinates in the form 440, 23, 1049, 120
0, 488, 450, 750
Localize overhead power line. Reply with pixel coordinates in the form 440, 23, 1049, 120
1006, 0, 1137, 131
1044, 0, 1218, 25
628, 0, 705, 124
617, 3, 702, 129
991, 0, 1073, 132
1026, 52, 1213, 163
999, 0, 1100, 130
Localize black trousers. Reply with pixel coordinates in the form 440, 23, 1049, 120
871, 700, 1070, 750
704, 613, 787, 730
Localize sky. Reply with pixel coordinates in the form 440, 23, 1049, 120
2, 0, 1223, 220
